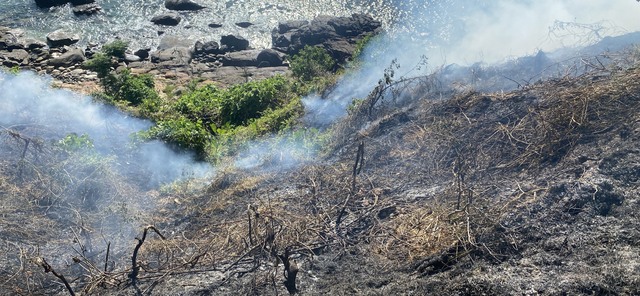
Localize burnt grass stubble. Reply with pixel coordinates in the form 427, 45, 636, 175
2, 54, 640, 295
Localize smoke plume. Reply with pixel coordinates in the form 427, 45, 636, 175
302, 0, 640, 125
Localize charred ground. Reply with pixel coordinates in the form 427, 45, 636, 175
2, 48, 640, 295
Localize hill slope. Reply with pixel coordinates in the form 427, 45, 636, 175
2, 51, 640, 295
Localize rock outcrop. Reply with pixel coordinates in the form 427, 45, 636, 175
0, 13, 383, 89
272, 13, 381, 62
220, 34, 250, 52
35, 0, 101, 15
46, 30, 80, 47
220, 49, 261, 67
72, 3, 102, 15
193, 40, 221, 57
164, 0, 206, 11
151, 12, 182, 26
49, 48, 85, 67
150, 36, 193, 67
256, 49, 284, 67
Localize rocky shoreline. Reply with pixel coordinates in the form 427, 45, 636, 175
0, 12, 381, 91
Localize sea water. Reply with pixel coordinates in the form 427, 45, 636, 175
0, 0, 435, 50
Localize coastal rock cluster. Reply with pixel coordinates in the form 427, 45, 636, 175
34, 0, 102, 15
1, 12, 381, 87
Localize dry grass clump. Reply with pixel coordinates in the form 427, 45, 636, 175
371, 204, 463, 262
494, 66, 640, 167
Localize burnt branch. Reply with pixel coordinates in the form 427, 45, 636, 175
278, 247, 298, 295
35, 257, 75, 296
129, 225, 166, 293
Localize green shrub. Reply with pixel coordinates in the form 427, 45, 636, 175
101, 40, 128, 58
114, 70, 158, 106
141, 116, 211, 158
220, 75, 287, 125
174, 84, 222, 124
290, 46, 336, 81
353, 34, 374, 61
56, 133, 94, 152
83, 53, 113, 79
174, 75, 288, 128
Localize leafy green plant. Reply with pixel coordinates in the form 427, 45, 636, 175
85, 43, 159, 107
221, 76, 288, 125
174, 75, 288, 128
141, 116, 211, 158
101, 40, 128, 59
353, 34, 375, 61
4, 65, 21, 75
56, 133, 94, 153
290, 46, 336, 82
84, 53, 113, 79
113, 70, 158, 106
347, 98, 365, 115
141, 75, 301, 161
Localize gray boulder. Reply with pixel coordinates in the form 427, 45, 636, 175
194, 40, 220, 55
23, 39, 47, 51
220, 50, 261, 67
46, 30, 80, 47
124, 54, 141, 63
72, 3, 101, 15
220, 34, 249, 52
151, 12, 182, 26
271, 14, 381, 62
5, 49, 29, 65
256, 49, 284, 67
0, 28, 19, 50
35, 0, 95, 8
165, 0, 205, 11
133, 48, 151, 60
49, 48, 85, 67
151, 47, 192, 67
235, 22, 253, 28
275, 20, 309, 34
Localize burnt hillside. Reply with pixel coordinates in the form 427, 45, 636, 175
2, 50, 640, 295
126, 56, 639, 294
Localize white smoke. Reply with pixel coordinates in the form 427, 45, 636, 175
0, 71, 212, 187
302, 0, 640, 126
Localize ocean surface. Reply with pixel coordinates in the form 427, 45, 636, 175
0, 0, 442, 50
1, 1, 639, 64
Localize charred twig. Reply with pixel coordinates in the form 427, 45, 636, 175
278, 247, 298, 295
247, 204, 259, 246
223, 244, 262, 273
35, 257, 75, 296
104, 242, 111, 272
351, 141, 365, 192
337, 141, 365, 234
130, 226, 166, 294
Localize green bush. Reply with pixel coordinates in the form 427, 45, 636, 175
56, 133, 94, 153
221, 75, 287, 125
353, 34, 374, 61
101, 40, 128, 58
174, 84, 221, 124
174, 75, 288, 128
114, 70, 158, 106
290, 46, 336, 82
84, 53, 113, 79
141, 117, 211, 158
140, 75, 299, 161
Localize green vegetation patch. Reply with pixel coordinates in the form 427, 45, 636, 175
83, 39, 350, 163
